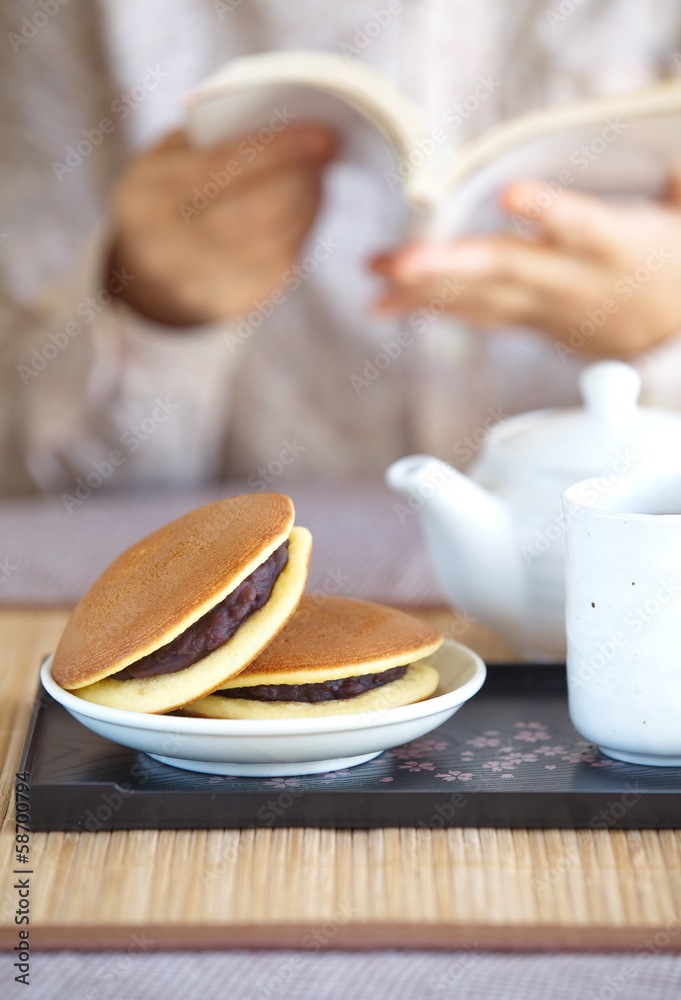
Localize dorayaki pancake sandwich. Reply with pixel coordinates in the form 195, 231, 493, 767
183, 595, 443, 719
52, 494, 312, 714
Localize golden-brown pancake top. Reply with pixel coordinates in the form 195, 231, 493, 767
53, 493, 295, 689
220, 595, 443, 687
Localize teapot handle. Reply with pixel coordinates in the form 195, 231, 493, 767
579, 361, 640, 424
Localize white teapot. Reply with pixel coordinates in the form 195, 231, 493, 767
386, 361, 681, 658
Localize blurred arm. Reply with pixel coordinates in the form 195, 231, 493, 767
11, 223, 240, 495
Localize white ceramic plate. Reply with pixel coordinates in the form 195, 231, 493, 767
41, 639, 486, 777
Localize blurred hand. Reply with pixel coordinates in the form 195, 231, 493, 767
110, 123, 336, 327
371, 177, 681, 357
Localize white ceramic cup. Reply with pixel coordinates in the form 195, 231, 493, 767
561, 473, 681, 766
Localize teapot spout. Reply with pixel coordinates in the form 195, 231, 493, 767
386, 455, 524, 631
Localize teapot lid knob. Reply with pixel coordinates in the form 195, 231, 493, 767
579, 361, 641, 423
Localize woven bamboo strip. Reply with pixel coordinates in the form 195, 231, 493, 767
0, 608, 679, 949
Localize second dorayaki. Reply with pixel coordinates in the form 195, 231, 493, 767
184, 595, 443, 719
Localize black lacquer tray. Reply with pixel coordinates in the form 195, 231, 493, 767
19, 664, 681, 831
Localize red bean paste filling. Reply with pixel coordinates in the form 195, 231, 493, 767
116, 541, 289, 680
216, 663, 409, 703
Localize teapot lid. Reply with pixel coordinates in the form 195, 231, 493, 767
495, 361, 681, 478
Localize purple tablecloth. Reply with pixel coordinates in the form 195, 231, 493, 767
0, 481, 441, 606
3, 949, 681, 1000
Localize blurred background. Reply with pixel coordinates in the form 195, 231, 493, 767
3, 0, 681, 503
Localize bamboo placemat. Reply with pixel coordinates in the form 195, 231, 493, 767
1, 608, 680, 951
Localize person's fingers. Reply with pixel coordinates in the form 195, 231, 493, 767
372, 239, 530, 284
372, 235, 617, 334
370, 241, 469, 283
153, 128, 191, 154
132, 123, 335, 202
665, 162, 681, 206
202, 165, 321, 239
376, 279, 541, 327
154, 122, 336, 167
204, 122, 337, 183
372, 236, 602, 300
501, 180, 618, 258
199, 191, 320, 269
369, 253, 397, 276
190, 177, 322, 280
116, 161, 321, 309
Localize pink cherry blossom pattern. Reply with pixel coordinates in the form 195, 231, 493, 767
390, 737, 450, 759
513, 722, 550, 743
499, 751, 538, 764
319, 769, 351, 784
265, 777, 302, 789
560, 748, 599, 764
466, 735, 501, 748
435, 770, 474, 782
398, 759, 435, 772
